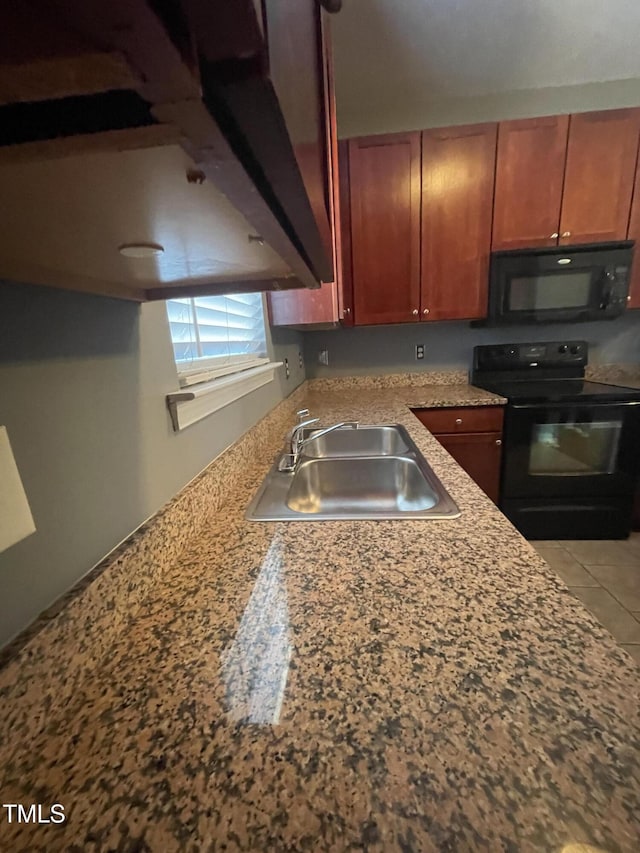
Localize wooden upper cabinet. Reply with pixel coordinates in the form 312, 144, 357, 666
349, 132, 421, 325
626, 157, 640, 309
421, 123, 497, 321
268, 12, 341, 327
559, 109, 640, 245
492, 115, 569, 250
0, 0, 336, 302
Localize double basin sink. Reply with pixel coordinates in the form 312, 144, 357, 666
246, 424, 460, 521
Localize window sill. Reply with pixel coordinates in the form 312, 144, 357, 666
166, 362, 283, 432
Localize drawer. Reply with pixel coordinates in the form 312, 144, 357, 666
413, 406, 504, 434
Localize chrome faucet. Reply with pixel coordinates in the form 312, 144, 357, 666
278, 410, 358, 472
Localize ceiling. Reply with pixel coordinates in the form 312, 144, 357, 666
332, 0, 640, 136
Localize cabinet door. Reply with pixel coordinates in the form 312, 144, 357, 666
421, 123, 497, 321
492, 115, 569, 250
560, 109, 640, 245
268, 12, 339, 327
627, 157, 640, 309
349, 132, 421, 325
435, 432, 503, 503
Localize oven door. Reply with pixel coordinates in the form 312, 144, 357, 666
501, 401, 640, 499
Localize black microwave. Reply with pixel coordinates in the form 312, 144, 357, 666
487, 241, 634, 325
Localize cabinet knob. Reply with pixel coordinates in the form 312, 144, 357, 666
423, 308, 430, 315
550, 232, 559, 238
344, 307, 351, 314
412, 309, 419, 315
495, 439, 502, 446
455, 418, 463, 425
561, 231, 571, 238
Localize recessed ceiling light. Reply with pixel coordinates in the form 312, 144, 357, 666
118, 242, 164, 258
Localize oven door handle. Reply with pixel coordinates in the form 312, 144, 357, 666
509, 401, 640, 411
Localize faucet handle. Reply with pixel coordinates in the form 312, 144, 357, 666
296, 408, 310, 422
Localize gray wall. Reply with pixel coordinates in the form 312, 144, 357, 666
303, 312, 640, 378
0, 281, 304, 647
337, 79, 640, 138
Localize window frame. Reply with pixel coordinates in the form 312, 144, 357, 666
164, 293, 282, 432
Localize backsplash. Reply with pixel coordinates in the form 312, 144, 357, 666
303, 311, 640, 379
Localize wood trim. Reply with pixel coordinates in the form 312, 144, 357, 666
0, 125, 183, 165
154, 99, 320, 292
145, 277, 304, 301
337, 139, 354, 324
179, 0, 266, 64
0, 257, 145, 302
47, 0, 200, 104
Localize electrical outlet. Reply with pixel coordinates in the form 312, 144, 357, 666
318, 349, 329, 366
284, 357, 290, 379
415, 344, 425, 360
298, 350, 303, 369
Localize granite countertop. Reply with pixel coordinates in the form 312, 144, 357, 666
1, 382, 639, 852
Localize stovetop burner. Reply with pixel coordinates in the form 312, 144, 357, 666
474, 377, 640, 405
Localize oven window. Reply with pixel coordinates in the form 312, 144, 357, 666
509, 271, 592, 311
529, 420, 622, 476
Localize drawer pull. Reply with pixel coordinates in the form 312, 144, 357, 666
495, 439, 502, 446
455, 418, 463, 425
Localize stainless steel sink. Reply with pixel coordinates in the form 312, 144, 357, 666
287, 456, 438, 514
246, 423, 460, 521
299, 424, 410, 458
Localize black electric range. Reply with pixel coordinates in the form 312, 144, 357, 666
471, 340, 640, 540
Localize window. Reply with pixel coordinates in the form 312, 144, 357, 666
166, 293, 269, 387
165, 293, 282, 432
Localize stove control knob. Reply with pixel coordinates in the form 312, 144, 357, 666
558, 345, 568, 353
570, 345, 580, 355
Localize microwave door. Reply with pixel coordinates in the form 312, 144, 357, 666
504, 268, 595, 323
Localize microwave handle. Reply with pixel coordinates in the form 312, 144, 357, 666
598, 268, 617, 311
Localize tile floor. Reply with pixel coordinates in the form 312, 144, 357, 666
530, 533, 640, 666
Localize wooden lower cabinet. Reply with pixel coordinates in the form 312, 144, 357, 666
433, 432, 503, 503
412, 406, 504, 504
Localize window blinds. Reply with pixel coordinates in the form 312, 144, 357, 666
166, 294, 269, 386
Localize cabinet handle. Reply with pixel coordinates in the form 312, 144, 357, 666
495, 439, 502, 446
550, 232, 559, 238
561, 231, 571, 238
412, 309, 419, 315
423, 308, 430, 315
455, 418, 463, 425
